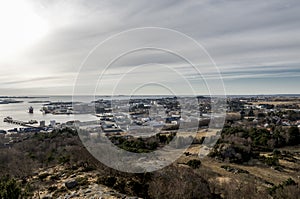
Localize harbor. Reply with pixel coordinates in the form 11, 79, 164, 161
2, 116, 54, 134
0, 96, 98, 132
3, 116, 38, 128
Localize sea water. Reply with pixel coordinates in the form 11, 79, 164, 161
0, 96, 97, 130
0, 95, 173, 130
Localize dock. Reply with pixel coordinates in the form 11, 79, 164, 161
3, 117, 38, 128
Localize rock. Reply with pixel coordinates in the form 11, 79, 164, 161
65, 180, 78, 189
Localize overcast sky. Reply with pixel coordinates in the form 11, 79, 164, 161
0, 0, 299, 96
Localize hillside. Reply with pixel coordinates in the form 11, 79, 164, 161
0, 128, 299, 198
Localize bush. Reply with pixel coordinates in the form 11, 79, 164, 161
0, 176, 22, 199
287, 127, 300, 145
221, 165, 249, 174
110, 136, 159, 153
186, 159, 201, 169
273, 149, 281, 158
76, 176, 89, 187
282, 178, 297, 186
97, 176, 117, 187
148, 166, 212, 199
269, 178, 299, 198
81, 166, 95, 172
58, 155, 70, 164
262, 156, 279, 166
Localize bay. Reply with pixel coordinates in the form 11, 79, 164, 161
0, 96, 97, 130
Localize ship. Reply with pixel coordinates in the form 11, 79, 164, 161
28, 106, 34, 114
3, 116, 13, 122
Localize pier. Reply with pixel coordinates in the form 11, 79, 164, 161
3, 117, 38, 128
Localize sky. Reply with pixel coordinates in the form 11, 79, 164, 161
0, 0, 299, 96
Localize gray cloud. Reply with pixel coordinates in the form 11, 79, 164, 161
0, 0, 299, 95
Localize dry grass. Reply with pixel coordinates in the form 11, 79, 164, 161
180, 143, 300, 186
251, 100, 300, 106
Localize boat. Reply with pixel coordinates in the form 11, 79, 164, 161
27, 120, 38, 124
28, 106, 34, 114
3, 116, 13, 122
40, 106, 51, 114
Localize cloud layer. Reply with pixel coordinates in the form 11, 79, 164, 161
0, 0, 299, 95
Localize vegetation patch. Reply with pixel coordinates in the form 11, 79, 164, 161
220, 165, 249, 174
186, 159, 202, 169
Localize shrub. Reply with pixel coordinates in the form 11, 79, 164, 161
186, 159, 201, 169
76, 176, 89, 187
287, 126, 300, 145
81, 166, 95, 172
272, 149, 281, 158
264, 156, 279, 166
148, 166, 212, 199
269, 178, 299, 198
0, 176, 22, 199
220, 165, 249, 174
58, 155, 70, 164
97, 176, 117, 187
282, 178, 297, 186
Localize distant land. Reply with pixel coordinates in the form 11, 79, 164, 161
0, 96, 49, 99
1, 94, 300, 99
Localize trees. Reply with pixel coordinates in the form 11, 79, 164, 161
148, 166, 212, 199
287, 126, 300, 145
269, 178, 300, 199
209, 126, 300, 164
